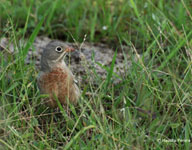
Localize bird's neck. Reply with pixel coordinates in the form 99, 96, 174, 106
55, 60, 68, 69
41, 58, 68, 72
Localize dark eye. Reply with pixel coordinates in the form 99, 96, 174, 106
55, 46, 63, 52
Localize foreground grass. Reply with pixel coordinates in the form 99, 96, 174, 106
0, 0, 192, 149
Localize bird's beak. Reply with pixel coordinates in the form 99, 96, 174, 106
54, 47, 75, 62
64, 47, 75, 53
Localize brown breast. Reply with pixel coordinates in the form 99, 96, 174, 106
37, 67, 75, 107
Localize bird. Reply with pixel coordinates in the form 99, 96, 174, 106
37, 41, 80, 108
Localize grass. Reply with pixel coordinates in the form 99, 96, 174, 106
0, 0, 192, 149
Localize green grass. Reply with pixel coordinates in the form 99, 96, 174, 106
0, 0, 192, 149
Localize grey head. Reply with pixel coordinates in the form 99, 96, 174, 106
40, 41, 74, 72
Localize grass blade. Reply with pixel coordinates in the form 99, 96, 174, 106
158, 30, 192, 70
104, 50, 117, 90
64, 125, 95, 150
22, 12, 48, 57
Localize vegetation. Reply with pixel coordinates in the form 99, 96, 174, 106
0, 0, 192, 149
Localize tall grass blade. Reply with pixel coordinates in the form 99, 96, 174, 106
104, 50, 117, 90
22, 12, 48, 57
64, 125, 95, 150
158, 30, 192, 70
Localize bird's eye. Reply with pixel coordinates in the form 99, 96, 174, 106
55, 46, 63, 52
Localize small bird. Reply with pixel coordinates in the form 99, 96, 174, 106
37, 41, 80, 108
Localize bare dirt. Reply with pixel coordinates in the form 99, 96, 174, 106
0, 36, 134, 84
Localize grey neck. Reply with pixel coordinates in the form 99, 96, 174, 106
40, 56, 66, 72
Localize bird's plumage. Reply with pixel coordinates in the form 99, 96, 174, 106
37, 41, 80, 108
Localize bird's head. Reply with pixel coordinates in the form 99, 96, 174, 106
40, 41, 75, 72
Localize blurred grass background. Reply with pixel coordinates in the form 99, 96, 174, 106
1, 0, 191, 46
0, 0, 192, 149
